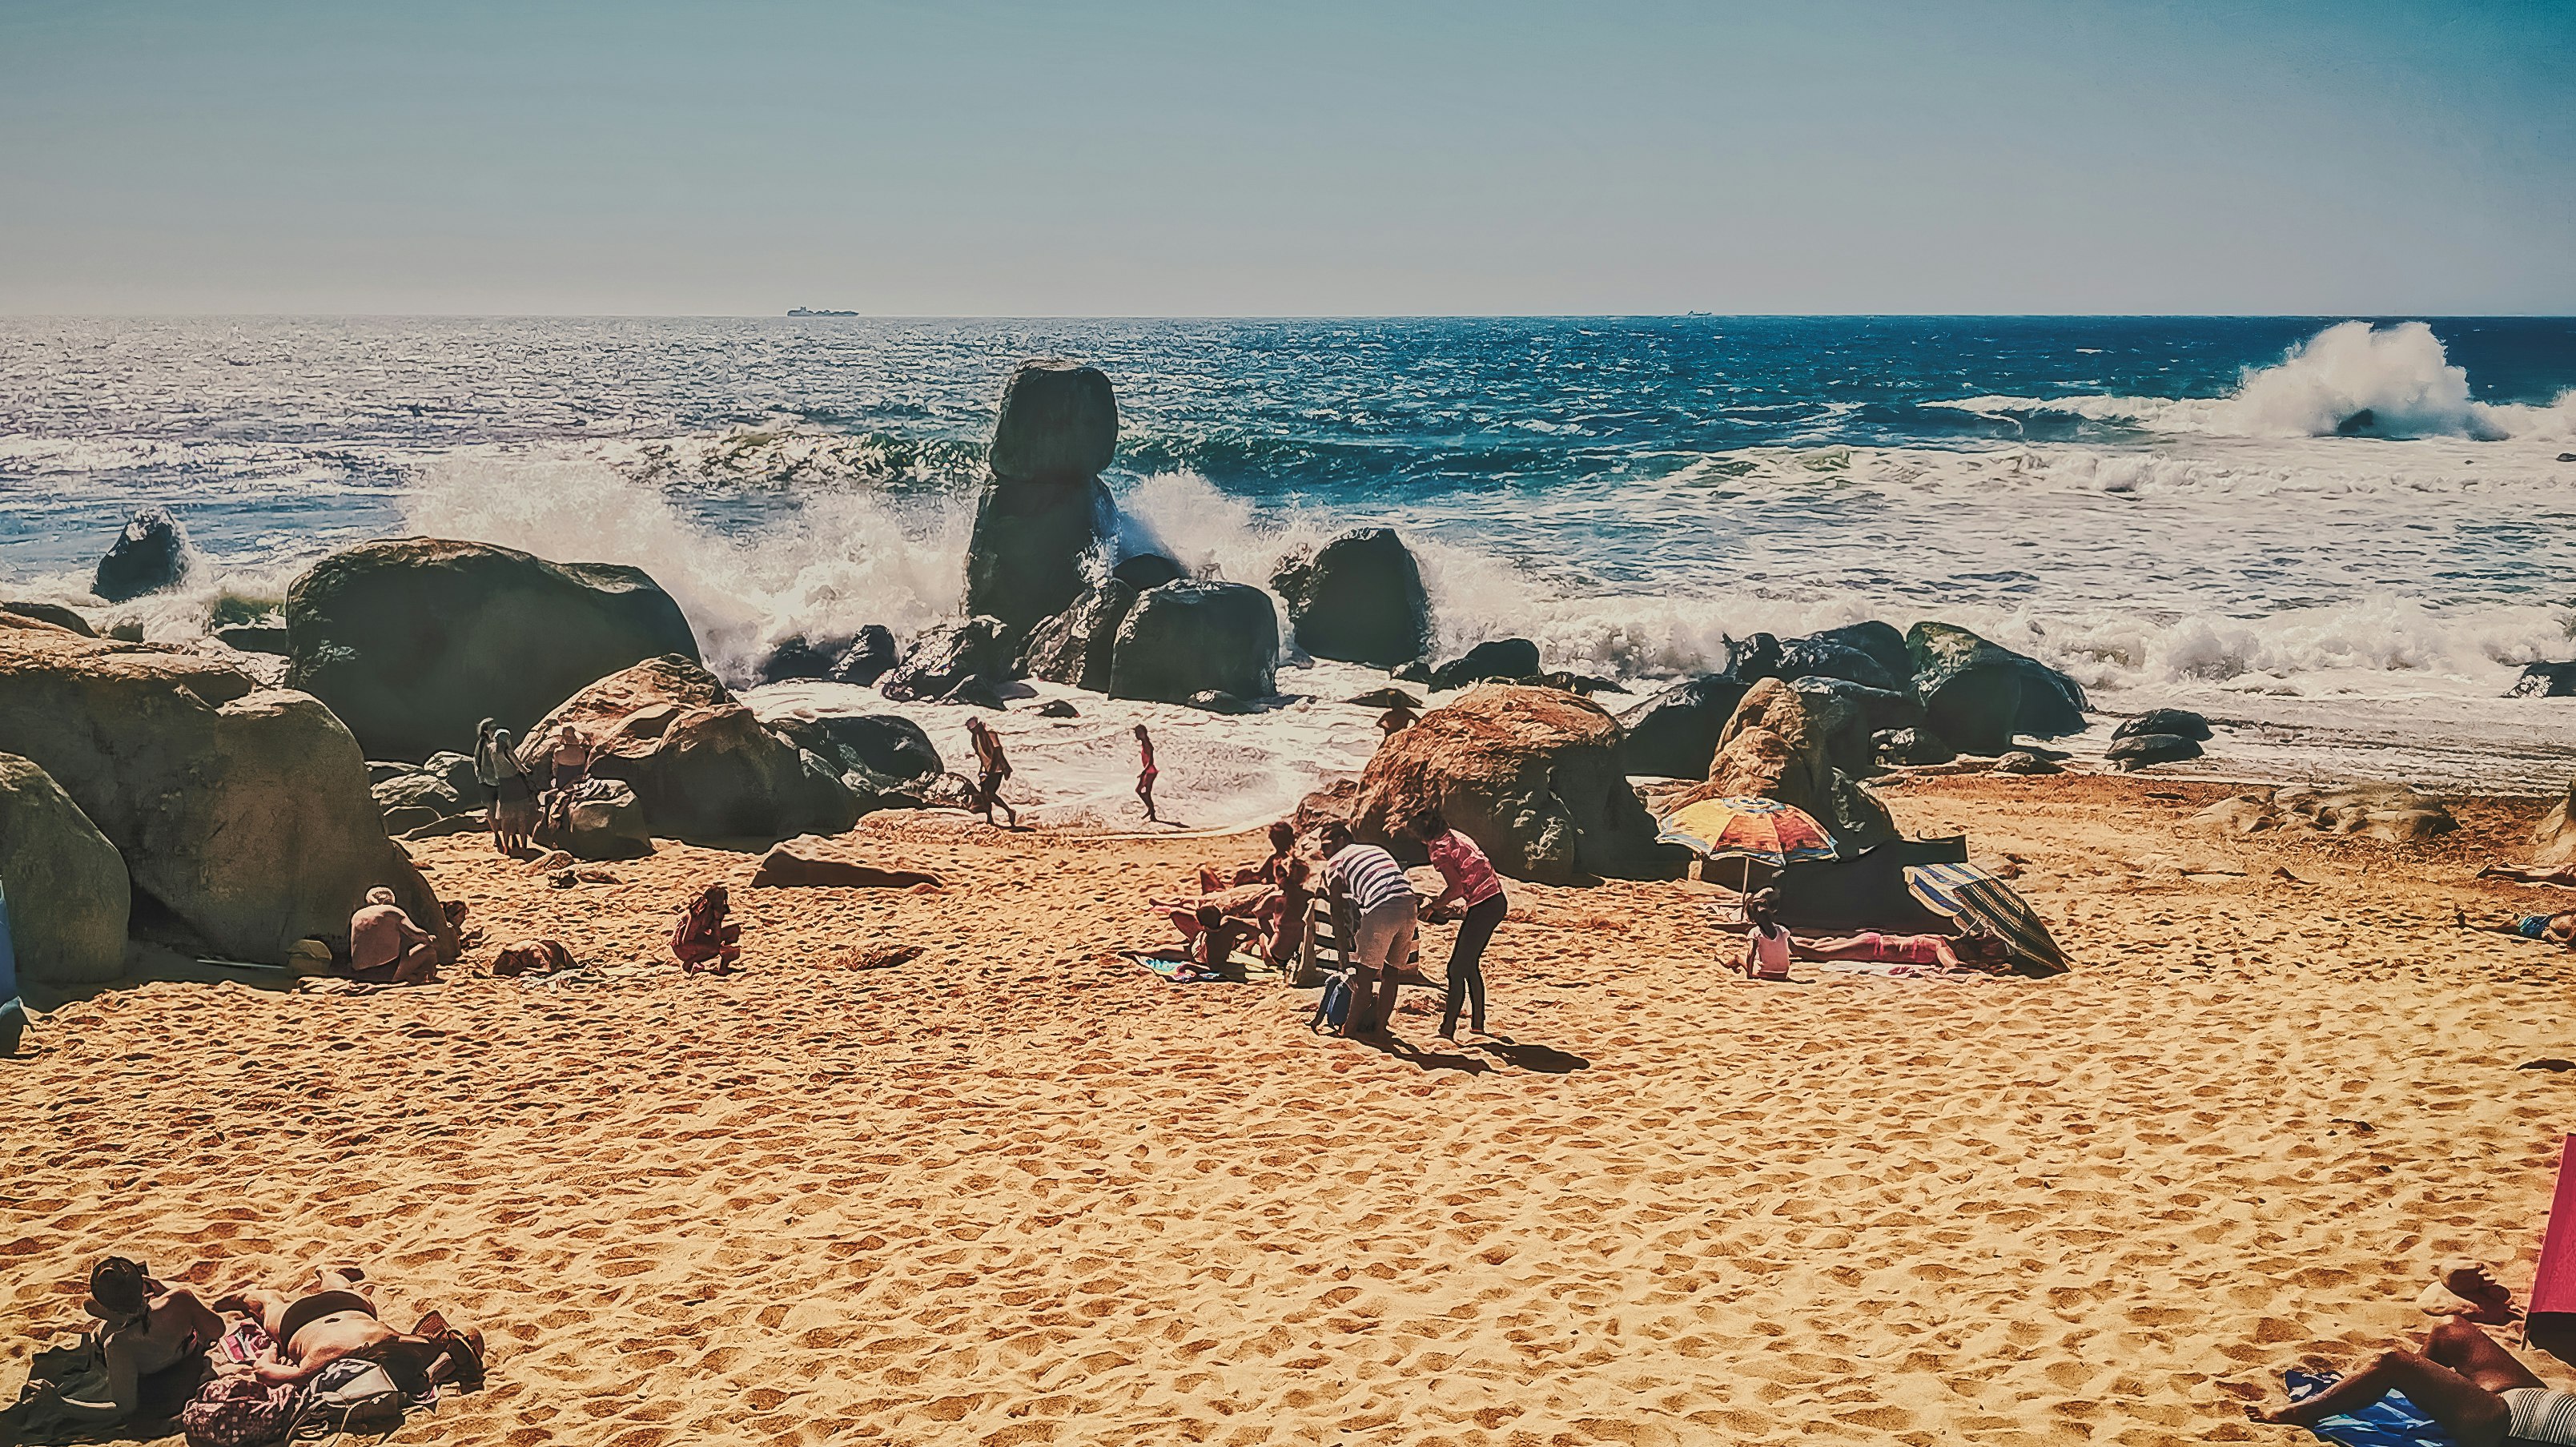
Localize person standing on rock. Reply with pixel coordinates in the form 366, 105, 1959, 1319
486, 728, 537, 854
1134, 723, 1159, 823
1317, 820, 1416, 1038
966, 716, 1018, 829
1408, 807, 1505, 1040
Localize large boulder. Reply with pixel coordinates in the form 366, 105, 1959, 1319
830, 625, 900, 686
368, 750, 482, 834
1111, 553, 1187, 591
561, 780, 651, 860
2115, 709, 2213, 742
769, 714, 946, 808
2106, 733, 2203, 770
524, 655, 858, 843
1346, 685, 1675, 884
1022, 581, 1138, 693
1272, 529, 1432, 669
1617, 675, 1752, 780
1677, 677, 1896, 851
0, 629, 445, 965
965, 360, 1121, 635
1786, 676, 1923, 753
878, 616, 1013, 702
0, 753, 130, 987
987, 359, 1119, 484
758, 633, 846, 684
285, 538, 700, 762
94, 508, 190, 603
1108, 582, 1278, 704
1430, 638, 1542, 691
1905, 621, 2088, 754
1774, 637, 1900, 693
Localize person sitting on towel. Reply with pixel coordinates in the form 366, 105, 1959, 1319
2244, 1318, 2576, 1446
1791, 927, 2005, 971
0, 1257, 227, 1433
349, 887, 440, 983
1171, 904, 1259, 980
213, 1266, 482, 1393
2458, 906, 2576, 946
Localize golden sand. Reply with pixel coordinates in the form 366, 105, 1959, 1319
8, 774, 2576, 1445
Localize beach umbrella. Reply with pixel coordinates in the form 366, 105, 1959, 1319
1658, 796, 1839, 895
1903, 862, 2070, 976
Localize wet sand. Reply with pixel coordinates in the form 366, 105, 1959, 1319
8, 774, 2576, 1445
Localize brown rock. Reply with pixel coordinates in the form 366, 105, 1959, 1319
749, 841, 942, 890
1347, 685, 1674, 884
523, 657, 858, 844
0, 629, 446, 966
1672, 678, 1896, 851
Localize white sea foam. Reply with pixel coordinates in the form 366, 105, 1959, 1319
1931, 322, 2576, 442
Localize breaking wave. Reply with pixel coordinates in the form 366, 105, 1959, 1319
1931, 322, 2576, 441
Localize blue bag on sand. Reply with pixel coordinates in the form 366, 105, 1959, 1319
1308, 972, 1353, 1033
2282, 1369, 2458, 1447
0, 878, 24, 1057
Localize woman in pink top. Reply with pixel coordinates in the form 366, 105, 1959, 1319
1407, 806, 1506, 1039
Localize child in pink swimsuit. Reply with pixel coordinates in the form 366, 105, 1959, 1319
1741, 890, 1794, 980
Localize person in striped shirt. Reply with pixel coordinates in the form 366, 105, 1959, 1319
1317, 819, 1417, 1038
1408, 806, 1505, 1040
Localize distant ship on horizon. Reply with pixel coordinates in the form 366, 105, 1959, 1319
787, 307, 858, 316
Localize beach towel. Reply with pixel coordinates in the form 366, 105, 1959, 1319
0, 878, 23, 1056
1814, 959, 1957, 980
2281, 1369, 2457, 1447
1124, 950, 1280, 984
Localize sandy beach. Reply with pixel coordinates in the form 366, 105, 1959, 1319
7, 771, 2574, 1445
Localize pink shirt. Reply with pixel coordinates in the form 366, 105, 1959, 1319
1746, 923, 1793, 979
1425, 830, 1504, 910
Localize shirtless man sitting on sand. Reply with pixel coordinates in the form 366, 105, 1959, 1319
349, 886, 440, 983
214, 1267, 481, 1393
2244, 1317, 2576, 1446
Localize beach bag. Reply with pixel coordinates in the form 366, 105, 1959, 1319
291, 1357, 406, 1438
1308, 971, 1354, 1032
179, 1372, 303, 1447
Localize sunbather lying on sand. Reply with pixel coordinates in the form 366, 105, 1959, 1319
0, 1257, 225, 1432
2243, 1319, 2576, 1446
2458, 906, 2576, 946
2478, 862, 2576, 886
1792, 927, 2006, 972
212, 1266, 482, 1393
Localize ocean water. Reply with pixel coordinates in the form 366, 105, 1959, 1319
5, 315, 2575, 805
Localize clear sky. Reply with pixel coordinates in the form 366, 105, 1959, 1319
2, 0, 2569, 316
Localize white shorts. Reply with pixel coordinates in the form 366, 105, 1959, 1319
1351, 898, 1417, 975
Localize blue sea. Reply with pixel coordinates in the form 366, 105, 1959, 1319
4, 315, 2574, 790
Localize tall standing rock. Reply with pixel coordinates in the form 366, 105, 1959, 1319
965, 360, 1120, 638
1272, 529, 1432, 668
1905, 621, 2088, 754
285, 538, 700, 762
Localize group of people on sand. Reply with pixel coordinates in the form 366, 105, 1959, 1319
1737, 890, 2010, 980
1156, 807, 1508, 1042
472, 718, 592, 854
3, 1257, 482, 1439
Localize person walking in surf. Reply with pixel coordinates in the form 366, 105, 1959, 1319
1134, 723, 1159, 823
966, 716, 1017, 829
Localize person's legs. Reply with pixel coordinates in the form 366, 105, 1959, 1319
159, 1287, 225, 1349
1347, 904, 1402, 1036
1376, 911, 1413, 1031
1793, 935, 1883, 961
392, 939, 439, 983
2425, 1319, 2548, 1393
2248, 1340, 2512, 1446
